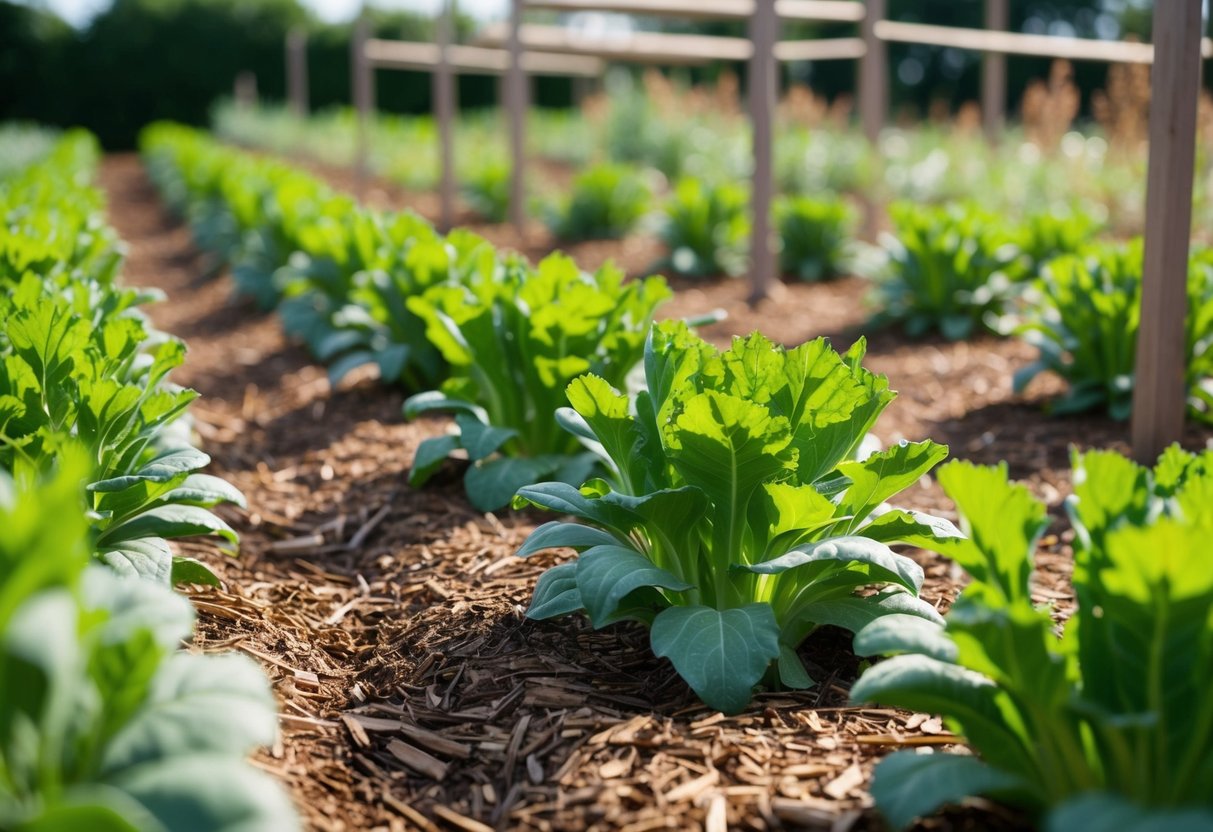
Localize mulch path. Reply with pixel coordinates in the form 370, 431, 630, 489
99, 152, 1211, 832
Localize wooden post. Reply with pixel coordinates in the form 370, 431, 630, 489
507, 0, 528, 236
287, 27, 309, 116
982, 0, 1008, 138
748, 0, 778, 304
234, 71, 258, 110
435, 0, 457, 231
352, 14, 372, 194
1131, 0, 1203, 463
858, 0, 886, 145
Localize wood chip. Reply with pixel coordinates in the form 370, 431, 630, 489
431, 805, 493, 832
386, 739, 449, 781
823, 763, 865, 800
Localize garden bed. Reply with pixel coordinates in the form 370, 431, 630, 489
99, 153, 1212, 832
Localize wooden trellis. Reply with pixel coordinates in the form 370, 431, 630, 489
338, 0, 1205, 459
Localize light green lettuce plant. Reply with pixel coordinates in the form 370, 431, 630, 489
515, 321, 956, 713
851, 449, 1213, 830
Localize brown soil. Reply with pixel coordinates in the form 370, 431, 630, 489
99, 152, 1211, 832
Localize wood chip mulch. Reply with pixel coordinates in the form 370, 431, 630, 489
98, 153, 1209, 832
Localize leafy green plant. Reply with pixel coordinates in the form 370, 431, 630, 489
0, 452, 298, 831
660, 178, 750, 278
774, 194, 856, 282
546, 163, 653, 242
874, 202, 1028, 340
514, 321, 957, 714
2, 130, 244, 588
850, 449, 1213, 830
404, 255, 670, 511
275, 207, 466, 391
463, 160, 510, 223
1018, 206, 1102, 277
1015, 240, 1213, 422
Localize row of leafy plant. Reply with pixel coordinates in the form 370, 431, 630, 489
141, 123, 1213, 831
873, 203, 1213, 424
140, 123, 670, 511
0, 128, 297, 830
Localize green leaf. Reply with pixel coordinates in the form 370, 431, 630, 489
516, 521, 623, 558
850, 654, 1030, 772
744, 536, 924, 594
96, 539, 174, 585
809, 589, 944, 633
455, 412, 517, 461
777, 644, 815, 689
650, 603, 781, 715
526, 562, 583, 620
853, 613, 957, 662
158, 474, 246, 510
834, 440, 949, 527
402, 391, 488, 423
857, 509, 965, 551
87, 448, 210, 492
870, 751, 1033, 830
170, 557, 221, 588
464, 456, 564, 512
1046, 794, 1213, 832
575, 545, 692, 627
514, 482, 640, 534
936, 460, 1047, 606
409, 434, 460, 488
109, 755, 299, 832
101, 652, 278, 772
98, 505, 238, 550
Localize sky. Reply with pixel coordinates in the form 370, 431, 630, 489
20, 0, 506, 27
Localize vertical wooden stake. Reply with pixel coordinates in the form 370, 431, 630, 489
287, 27, 309, 117
435, 0, 457, 232
748, 0, 778, 305
982, 0, 1008, 138
1131, 0, 1202, 463
507, 0, 528, 237
235, 71, 258, 110
859, 0, 886, 145
352, 13, 372, 196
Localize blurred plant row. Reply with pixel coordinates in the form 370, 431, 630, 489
0, 128, 298, 829
216, 97, 1213, 427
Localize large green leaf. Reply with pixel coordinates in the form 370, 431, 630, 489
100, 653, 278, 772
744, 536, 924, 594
1046, 794, 1213, 832
650, 603, 781, 715
849, 654, 1030, 771
834, 441, 949, 526
853, 613, 957, 662
98, 505, 238, 549
870, 751, 1034, 830
575, 545, 692, 627
936, 460, 1046, 606
464, 455, 567, 512
526, 562, 583, 620
516, 521, 624, 558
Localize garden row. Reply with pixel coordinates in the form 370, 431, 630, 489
139, 123, 1213, 830
0, 129, 299, 830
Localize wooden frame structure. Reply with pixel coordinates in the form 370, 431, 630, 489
347, 5, 602, 228
339, 0, 1206, 458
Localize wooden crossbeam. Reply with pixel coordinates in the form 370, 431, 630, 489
775, 37, 866, 62
364, 39, 604, 76
875, 19, 1213, 64
475, 22, 750, 64
522, 0, 865, 22
476, 24, 864, 64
